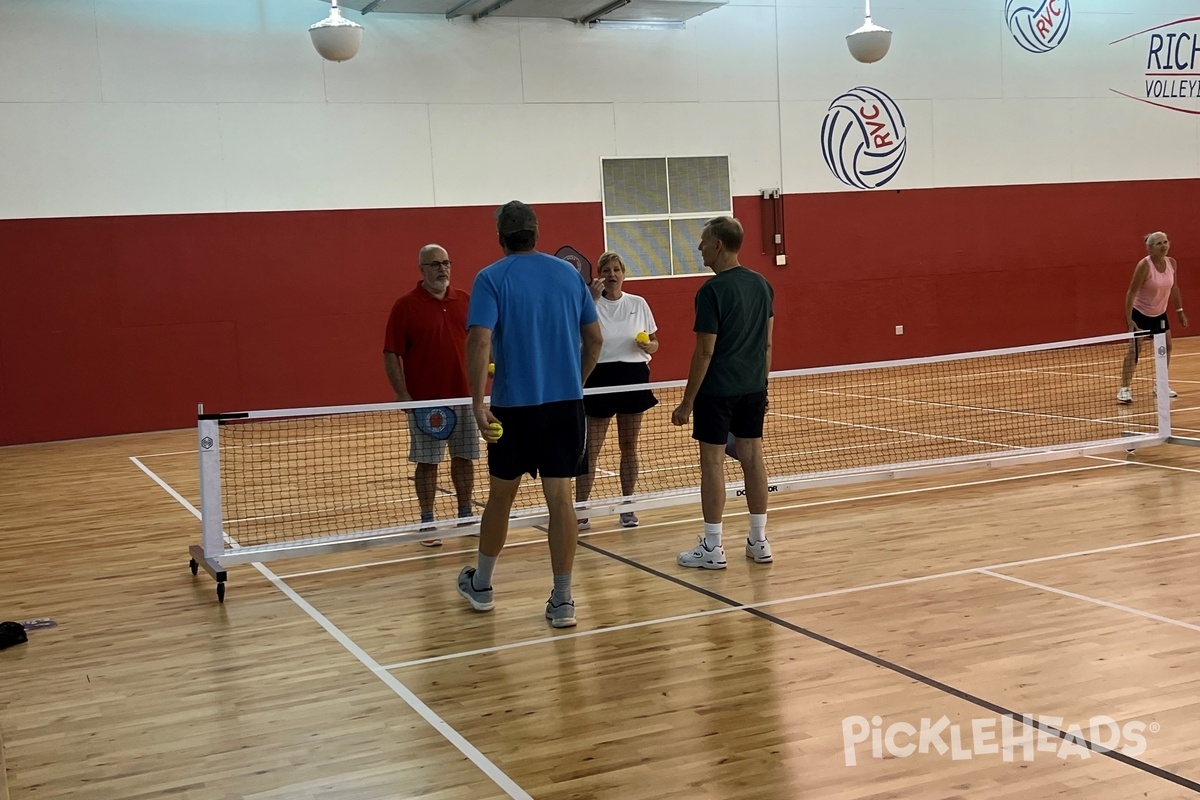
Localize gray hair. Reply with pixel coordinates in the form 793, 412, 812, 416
1144, 231, 1168, 248
419, 243, 448, 264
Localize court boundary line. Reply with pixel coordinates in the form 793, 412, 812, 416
128, 457, 532, 800
977, 569, 1200, 634
383, 511, 1200, 671
276, 462, 1122, 580
1088, 455, 1200, 475
811, 386, 1155, 432
573, 538, 1200, 793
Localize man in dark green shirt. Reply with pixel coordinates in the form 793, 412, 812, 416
670, 216, 774, 570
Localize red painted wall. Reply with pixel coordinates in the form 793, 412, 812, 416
1, 178, 1195, 445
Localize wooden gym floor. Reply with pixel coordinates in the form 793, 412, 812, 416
3, 339, 1200, 799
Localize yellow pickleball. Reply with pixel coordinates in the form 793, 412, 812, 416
635, 331, 650, 345
488, 422, 503, 441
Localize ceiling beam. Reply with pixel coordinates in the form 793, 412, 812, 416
471, 0, 517, 20
576, 0, 630, 24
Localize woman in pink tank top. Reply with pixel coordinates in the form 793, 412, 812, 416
1117, 231, 1188, 403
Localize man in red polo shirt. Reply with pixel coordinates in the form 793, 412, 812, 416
384, 244, 480, 547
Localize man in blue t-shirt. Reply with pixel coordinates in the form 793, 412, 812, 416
456, 200, 603, 629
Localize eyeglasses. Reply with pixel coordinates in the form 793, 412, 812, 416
421, 260, 452, 269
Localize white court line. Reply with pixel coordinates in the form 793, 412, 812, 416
595, 440, 913, 479
1093, 404, 1200, 421
769, 409, 1020, 451
1087, 455, 1200, 475
824, 356, 1122, 390
383, 519, 1200, 671
128, 457, 532, 800
276, 462, 1123, 579
977, 569, 1200, 634
379, 569, 980, 670
812, 387, 1139, 431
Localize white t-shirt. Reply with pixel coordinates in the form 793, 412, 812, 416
595, 292, 657, 364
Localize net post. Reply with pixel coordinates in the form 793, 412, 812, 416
190, 408, 229, 600
198, 417, 224, 557
1154, 332, 1171, 440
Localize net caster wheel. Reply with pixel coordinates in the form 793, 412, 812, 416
217, 583, 226, 603
189, 558, 198, 576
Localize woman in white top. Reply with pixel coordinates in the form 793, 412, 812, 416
1117, 231, 1188, 403
576, 252, 659, 529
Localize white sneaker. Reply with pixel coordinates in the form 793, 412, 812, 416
1117, 387, 1133, 404
577, 518, 590, 531
1152, 385, 1179, 398
745, 538, 772, 563
677, 539, 727, 570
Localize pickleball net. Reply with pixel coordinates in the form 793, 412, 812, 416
192, 331, 1169, 567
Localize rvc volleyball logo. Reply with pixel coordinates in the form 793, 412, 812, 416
1006, 0, 1071, 53
820, 86, 907, 190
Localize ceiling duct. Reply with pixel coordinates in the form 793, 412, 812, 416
325, 0, 725, 26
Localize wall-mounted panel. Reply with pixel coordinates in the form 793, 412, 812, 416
519, 18, 699, 103
693, 5, 779, 102
931, 99, 1074, 188
428, 103, 615, 205
0, 103, 225, 219
217, 103, 435, 212
1068, 98, 1200, 183
613, 102, 781, 195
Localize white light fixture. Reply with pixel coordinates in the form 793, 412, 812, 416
588, 19, 687, 30
310, 0, 363, 63
846, 0, 891, 64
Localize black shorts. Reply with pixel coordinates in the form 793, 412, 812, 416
1132, 308, 1169, 334
693, 391, 767, 446
583, 361, 658, 419
488, 399, 587, 480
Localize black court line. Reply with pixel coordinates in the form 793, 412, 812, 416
577, 539, 1200, 793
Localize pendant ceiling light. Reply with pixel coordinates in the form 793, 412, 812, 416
310, 0, 364, 63
846, 0, 892, 64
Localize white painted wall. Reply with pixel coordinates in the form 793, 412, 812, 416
0, 0, 1197, 219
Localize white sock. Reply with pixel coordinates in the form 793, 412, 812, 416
703, 522, 723, 549
748, 513, 767, 543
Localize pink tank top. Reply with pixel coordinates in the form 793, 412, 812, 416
1132, 257, 1175, 316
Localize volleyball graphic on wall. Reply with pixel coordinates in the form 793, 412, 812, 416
1005, 0, 1070, 53
820, 86, 907, 190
